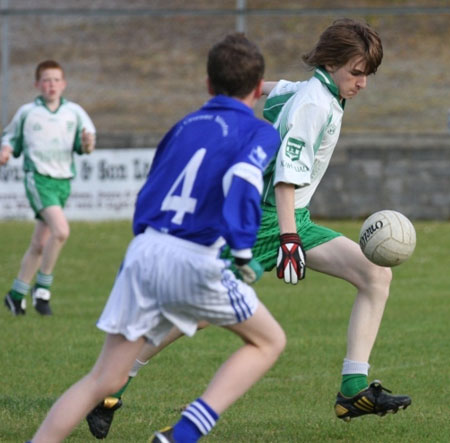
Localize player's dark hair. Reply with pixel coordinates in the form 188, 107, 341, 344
302, 18, 383, 75
35, 60, 64, 81
207, 32, 265, 98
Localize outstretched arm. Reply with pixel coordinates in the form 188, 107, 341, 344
262, 81, 278, 96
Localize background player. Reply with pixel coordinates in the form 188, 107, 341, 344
1, 60, 96, 316
29, 32, 284, 443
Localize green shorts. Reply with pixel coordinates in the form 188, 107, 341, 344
24, 171, 71, 219
249, 205, 342, 272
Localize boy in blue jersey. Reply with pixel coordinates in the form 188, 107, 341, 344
29, 33, 284, 443
1, 60, 96, 316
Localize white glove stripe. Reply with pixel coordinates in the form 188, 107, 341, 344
289, 262, 298, 284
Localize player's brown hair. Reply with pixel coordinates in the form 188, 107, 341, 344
35, 60, 64, 81
302, 18, 383, 75
207, 32, 265, 98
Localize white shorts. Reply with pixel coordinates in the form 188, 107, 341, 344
97, 227, 259, 345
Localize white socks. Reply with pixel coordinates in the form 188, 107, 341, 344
129, 359, 148, 377
342, 358, 370, 375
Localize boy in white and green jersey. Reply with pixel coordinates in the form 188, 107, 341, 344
255, 19, 411, 422
262, 68, 343, 210
251, 67, 346, 270
3, 96, 94, 178
1, 60, 96, 316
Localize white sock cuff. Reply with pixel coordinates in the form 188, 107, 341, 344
36, 271, 53, 286
129, 358, 149, 377
342, 358, 370, 375
12, 279, 31, 295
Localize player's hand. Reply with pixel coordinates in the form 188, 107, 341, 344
0, 145, 13, 165
81, 129, 96, 154
233, 257, 264, 285
276, 233, 306, 284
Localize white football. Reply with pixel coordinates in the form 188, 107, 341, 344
359, 210, 416, 267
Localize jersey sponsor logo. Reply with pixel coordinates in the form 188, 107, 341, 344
32, 123, 42, 131
248, 145, 268, 169
285, 137, 305, 161
280, 160, 309, 172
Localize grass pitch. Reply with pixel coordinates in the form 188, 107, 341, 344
1, 219, 449, 442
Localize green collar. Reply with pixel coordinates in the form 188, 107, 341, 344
35, 96, 67, 113
314, 67, 346, 109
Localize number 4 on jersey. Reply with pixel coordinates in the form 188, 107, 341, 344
160, 148, 206, 224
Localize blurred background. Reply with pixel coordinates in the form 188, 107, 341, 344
1, 0, 449, 219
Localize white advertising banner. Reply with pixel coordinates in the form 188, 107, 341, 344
0, 148, 156, 221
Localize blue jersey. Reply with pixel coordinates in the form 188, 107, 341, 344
133, 95, 280, 253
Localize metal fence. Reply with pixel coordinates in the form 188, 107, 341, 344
1, 1, 450, 139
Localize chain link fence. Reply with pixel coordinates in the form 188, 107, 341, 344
1, 1, 450, 145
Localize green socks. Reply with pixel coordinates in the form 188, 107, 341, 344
340, 374, 368, 397
10, 273, 53, 301
10, 273, 53, 300
35, 271, 53, 290
10, 279, 31, 301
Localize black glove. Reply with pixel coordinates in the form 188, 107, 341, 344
276, 233, 306, 284
233, 257, 264, 285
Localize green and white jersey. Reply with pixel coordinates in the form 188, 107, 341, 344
1, 96, 96, 179
262, 68, 345, 209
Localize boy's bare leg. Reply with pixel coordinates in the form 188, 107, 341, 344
32, 334, 145, 443
11, 206, 68, 296
304, 237, 413, 421
200, 303, 285, 414
38, 206, 70, 274
136, 320, 209, 363
85, 322, 209, 439
17, 220, 50, 283
306, 236, 392, 362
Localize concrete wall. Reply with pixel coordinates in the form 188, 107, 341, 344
95, 133, 450, 221
310, 134, 450, 221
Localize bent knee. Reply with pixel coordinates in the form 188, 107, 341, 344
371, 264, 392, 287
358, 262, 392, 295
52, 226, 70, 243
30, 240, 45, 255
89, 371, 129, 398
269, 326, 287, 357
106, 374, 129, 396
